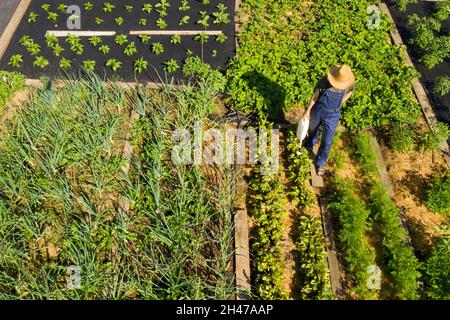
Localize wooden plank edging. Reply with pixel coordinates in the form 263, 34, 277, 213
235, 208, 251, 300
0, 0, 31, 62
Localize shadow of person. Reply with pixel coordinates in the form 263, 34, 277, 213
241, 71, 286, 121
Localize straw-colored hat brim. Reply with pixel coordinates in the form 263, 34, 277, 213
327, 65, 356, 90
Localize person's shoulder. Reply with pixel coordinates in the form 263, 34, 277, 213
314, 77, 330, 94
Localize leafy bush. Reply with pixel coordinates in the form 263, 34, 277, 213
434, 76, 450, 96
226, 0, 420, 128
422, 235, 450, 299
183, 56, 226, 94
426, 174, 450, 216
296, 215, 333, 299
419, 122, 450, 152
329, 179, 375, 299
388, 124, 416, 152
0, 71, 25, 109
397, 0, 417, 12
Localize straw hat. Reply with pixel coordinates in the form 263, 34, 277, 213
327, 64, 356, 90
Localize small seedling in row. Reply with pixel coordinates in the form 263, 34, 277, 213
213, 4, 230, 24
53, 44, 64, 57
88, 36, 102, 47
84, 2, 93, 11
179, 15, 190, 25
195, 32, 209, 43
159, 10, 168, 18
99, 44, 110, 54
115, 34, 128, 46
41, 4, 50, 12
124, 5, 133, 13
202, 0, 211, 4
139, 35, 151, 44
47, 12, 58, 23
95, 17, 104, 25
83, 60, 96, 71
69, 14, 80, 23
142, 3, 153, 13
156, 18, 167, 29
124, 42, 137, 56
115, 17, 124, 26
179, 0, 190, 11
197, 11, 210, 28
66, 34, 84, 55
34, 56, 49, 68
216, 33, 227, 43
106, 59, 122, 72
170, 35, 181, 44
186, 49, 193, 56
139, 18, 148, 26
134, 57, 148, 73
45, 33, 59, 48
57, 4, 68, 13
103, 2, 115, 13
164, 59, 180, 73
211, 49, 218, 57
59, 57, 72, 69
28, 43, 41, 55
156, 0, 171, 11
28, 12, 38, 23
152, 42, 164, 55
8, 54, 23, 68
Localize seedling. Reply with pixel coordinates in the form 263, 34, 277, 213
115, 17, 124, 26
170, 35, 181, 44
179, 16, 190, 26
106, 59, 122, 72
99, 45, 110, 54
83, 60, 96, 71
66, 34, 84, 55
179, 0, 190, 11
57, 4, 68, 13
95, 17, 104, 25
59, 57, 72, 69
124, 5, 134, 13
84, 2, 93, 11
53, 44, 64, 57
142, 3, 153, 13
152, 42, 165, 55
124, 42, 137, 56
197, 11, 210, 29
216, 33, 227, 43
45, 33, 59, 48
47, 12, 58, 23
88, 36, 102, 47
156, 18, 167, 29
164, 59, 180, 73
115, 34, 128, 46
8, 54, 23, 68
195, 32, 209, 44
139, 35, 151, 44
156, 0, 171, 12
213, 4, 230, 24
202, 0, 211, 4
103, 2, 115, 13
134, 57, 148, 73
41, 4, 50, 12
28, 12, 39, 23
34, 56, 49, 68
139, 18, 148, 26
211, 49, 218, 57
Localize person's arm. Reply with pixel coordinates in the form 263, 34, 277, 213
342, 85, 355, 103
303, 92, 319, 118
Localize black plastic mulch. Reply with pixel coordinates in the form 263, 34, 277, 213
386, 1, 449, 125
0, 0, 236, 83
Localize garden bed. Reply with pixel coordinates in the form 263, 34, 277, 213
0, 0, 236, 82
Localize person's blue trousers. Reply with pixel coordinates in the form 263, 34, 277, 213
304, 105, 341, 169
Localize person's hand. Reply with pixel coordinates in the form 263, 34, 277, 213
303, 109, 311, 119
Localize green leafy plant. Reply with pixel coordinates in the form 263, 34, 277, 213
20, 36, 41, 56
124, 5, 133, 13
115, 17, 124, 26
106, 59, 122, 72
95, 17, 104, 25
41, 4, 50, 12
216, 33, 227, 43
197, 11, 210, 28
212, 4, 230, 24
435, 0, 450, 20
66, 34, 84, 55
397, 0, 417, 12
434, 76, 450, 96
139, 35, 151, 44
8, 54, 23, 68
179, 15, 190, 26
426, 174, 450, 216
82, 60, 96, 71
33, 56, 49, 69
170, 35, 181, 44
164, 59, 180, 73
142, 3, 153, 13
53, 44, 64, 57
28, 12, 39, 23
45, 33, 59, 48
152, 42, 164, 55
47, 12, 58, 23
0, 71, 25, 109
124, 42, 137, 56
99, 44, 110, 55
156, 18, 167, 29
84, 2, 93, 11
179, 0, 190, 11
419, 122, 450, 152
422, 234, 450, 299
59, 57, 72, 69
103, 2, 115, 13
115, 34, 128, 46
388, 123, 416, 152
134, 57, 148, 73
194, 32, 209, 44
57, 4, 68, 13
88, 36, 102, 47
211, 49, 218, 58
139, 18, 148, 26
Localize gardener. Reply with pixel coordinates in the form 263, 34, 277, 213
302, 64, 355, 176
